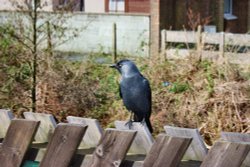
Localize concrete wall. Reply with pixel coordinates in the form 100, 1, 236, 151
85, 0, 105, 13
0, 11, 150, 57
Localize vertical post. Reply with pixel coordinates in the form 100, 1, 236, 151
217, 0, 224, 32
46, 21, 52, 57
113, 23, 117, 63
32, 0, 38, 112
196, 25, 202, 62
161, 29, 166, 60
248, 0, 250, 31
219, 32, 225, 58
150, 0, 160, 57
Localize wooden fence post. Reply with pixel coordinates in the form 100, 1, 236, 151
197, 25, 202, 61
113, 23, 117, 63
219, 32, 225, 61
200, 141, 250, 167
87, 129, 136, 167
161, 29, 166, 60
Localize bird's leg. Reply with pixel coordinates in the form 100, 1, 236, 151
140, 118, 146, 126
125, 112, 134, 129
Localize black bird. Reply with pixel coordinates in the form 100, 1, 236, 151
110, 59, 153, 133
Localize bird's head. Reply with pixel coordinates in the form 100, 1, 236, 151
110, 59, 140, 77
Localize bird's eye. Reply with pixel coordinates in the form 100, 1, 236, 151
118, 64, 122, 67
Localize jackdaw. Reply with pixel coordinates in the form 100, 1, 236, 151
110, 59, 153, 133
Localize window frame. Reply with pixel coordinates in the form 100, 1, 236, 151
224, 0, 233, 14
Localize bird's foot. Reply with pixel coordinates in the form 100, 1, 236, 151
125, 120, 134, 129
140, 119, 146, 126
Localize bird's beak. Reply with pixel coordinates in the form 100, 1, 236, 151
109, 64, 118, 69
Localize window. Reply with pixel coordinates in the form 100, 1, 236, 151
224, 0, 237, 20
224, 0, 232, 14
109, 0, 125, 12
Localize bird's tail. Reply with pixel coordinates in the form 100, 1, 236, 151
145, 118, 153, 133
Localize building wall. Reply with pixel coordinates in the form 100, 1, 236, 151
85, 0, 105, 13
229, 0, 248, 33
127, 0, 150, 13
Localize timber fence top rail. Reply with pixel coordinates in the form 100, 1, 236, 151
162, 29, 250, 46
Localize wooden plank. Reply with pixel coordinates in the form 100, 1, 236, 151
202, 32, 221, 44
40, 123, 88, 167
165, 30, 250, 46
0, 119, 40, 167
200, 141, 250, 167
23, 112, 57, 143
220, 132, 250, 167
115, 121, 154, 155
87, 128, 137, 167
0, 109, 14, 138
67, 116, 103, 149
225, 33, 250, 46
143, 134, 192, 167
165, 30, 197, 43
164, 126, 207, 161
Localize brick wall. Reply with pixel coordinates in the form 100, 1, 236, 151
127, 0, 150, 13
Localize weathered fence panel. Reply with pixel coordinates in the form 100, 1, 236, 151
115, 121, 153, 156
162, 29, 250, 64
143, 134, 192, 167
67, 116, 103, 150
0, 119, 40, 167
87, 128, 136, 167
164, 126, 208, 161
200, 141, 250, 167
40, 123, 88, 167
0, 109, 14, 139
23, 112, 57, 143
220, 132, 250, 167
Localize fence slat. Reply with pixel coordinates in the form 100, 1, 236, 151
164, 126, 208, 161
87, 128, 136, 167
67, 116, 103, 149
0, 119, 40, 167
23, 112, 57, 143
220, 132, 250, 167
200, 141, 250, 167
143, 134, 192, 167
40, 123, 88, 167
0, 109, 14, 139
115, 121, 154, 155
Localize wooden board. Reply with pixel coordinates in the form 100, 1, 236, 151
0, 119, 40, 167
220, 132, 250, 167
143, 134, 192, 167
0, 109, 14, 138
200, 141, 250, 167
40, 123, 88, 167
115, 121, 154, 155
67, 116, 103, 149
23, 112, 57, 143
87, 128, 137, 167
164, 126, 207, 161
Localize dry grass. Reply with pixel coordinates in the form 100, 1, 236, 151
142, 57, 250, 145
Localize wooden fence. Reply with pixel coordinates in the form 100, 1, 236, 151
161, 27, 250, 64
0, 109, 250, 167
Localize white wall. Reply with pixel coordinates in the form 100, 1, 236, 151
84, 0, 105, 13
0, 11, 150, 57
